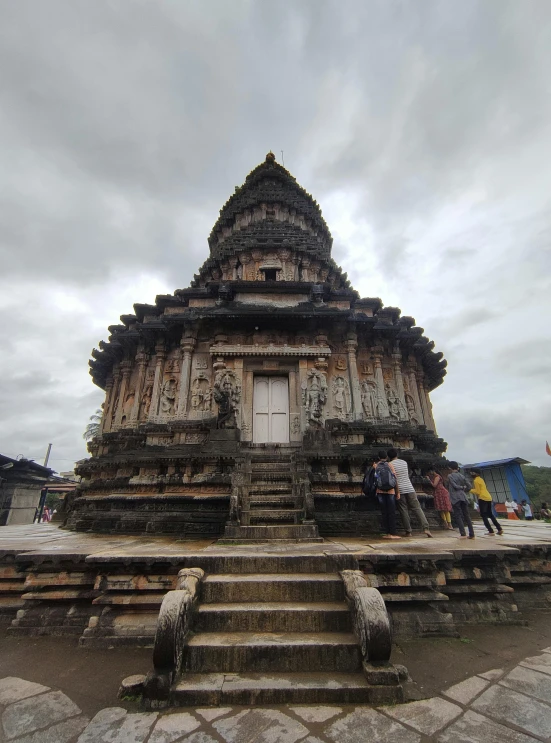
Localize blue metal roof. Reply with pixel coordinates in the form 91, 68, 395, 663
461, 457, 530, 468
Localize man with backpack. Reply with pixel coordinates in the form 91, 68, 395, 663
374, 451, 401, 540
387, 449, 433, 538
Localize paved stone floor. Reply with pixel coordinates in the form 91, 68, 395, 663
2, 518, 551, 558
2, 647, 551, 742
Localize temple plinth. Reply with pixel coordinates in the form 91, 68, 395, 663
69, 153, 447, 536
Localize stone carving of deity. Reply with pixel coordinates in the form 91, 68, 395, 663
302, 369, 328, 425
405, 393, 419, 424
141, 382, 153, 417
386, 384, 407, 420
360, 380, 377, 419
213, 370, 241, 428
160, 378, 177, 415
332, 376, 351, 420
190, 373, 212, 412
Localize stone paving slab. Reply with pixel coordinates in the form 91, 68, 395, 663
0, 677, 49, 705
478, 668, 505, 681
437, 710, 540, 743
472, 684, 551, 739
148, 711, 200, 742
443, 676, 490, 705
382, 697, 462, 736
9, 715, 89, 743
2, 689, 81, 740
213, 708, 309, 743
500, 665, 551, 705
520, 652, 551, 677
326, 707, 421, 742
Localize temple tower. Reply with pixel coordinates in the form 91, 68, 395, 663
69, 153, 447, 536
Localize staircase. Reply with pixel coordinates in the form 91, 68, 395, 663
223, 449, 321, 541
168, 554, 372, 705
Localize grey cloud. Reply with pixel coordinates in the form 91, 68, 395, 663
0, 0, 550, 469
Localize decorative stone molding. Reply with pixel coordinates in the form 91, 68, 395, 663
340, 570, 392, 663
210, 344, 332, 357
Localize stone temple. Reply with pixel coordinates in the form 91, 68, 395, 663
68, 152, 447, 538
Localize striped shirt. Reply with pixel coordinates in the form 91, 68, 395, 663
390, 458, 414, 494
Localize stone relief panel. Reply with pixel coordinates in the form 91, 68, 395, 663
160, 377, 177, 416
332, 375, 352, 420
302, 368, 328, 426
140, 370, 155, 418
385, 384, 407, 420
360, 379, 377, 419
190, 372, 212, 413
213, 369, 241, 428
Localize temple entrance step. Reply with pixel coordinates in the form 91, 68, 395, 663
179, 554, 351, 574
249, 496, 298, 508
195, 602, 353, 632
249, 484, 293, 495
170, 672, 371, 705
202, 573, 344, 603
222, 524, 322, 541
183, 631, 362, 673
248, 509, 302, 525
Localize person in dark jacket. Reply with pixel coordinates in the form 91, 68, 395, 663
447, 461, 475, 539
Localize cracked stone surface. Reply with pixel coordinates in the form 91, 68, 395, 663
437, 710, 540, 743
289, 706, 342, 722
326, 708, 421, 743
3, 647, 551, 742
472, 684, 551, 739
443, 676, 490, 705
213, 709, 309, 743
0, 677, 50, 706
2, 690, 81, 740
148, 712, 201, 743
382, 697, 462, 736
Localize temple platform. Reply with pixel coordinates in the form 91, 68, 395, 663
1, 522, 550, 646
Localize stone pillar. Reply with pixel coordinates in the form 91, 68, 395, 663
346, 333, 362, 420
301, 258, 311, 282
101, 376, 114, 433
407, 365, 425, 425
130, 351, 148, 423
289, 366, 300, 439
372, 349, 389, 418
233, 358, 244, 428
417, 371, 433, 431
299, 358, 309, 428
243, 369, 254, 441
114, 361, 132, 428
177, 335, 196, 417
392, 351, 408, 421
148, 342, 166, 422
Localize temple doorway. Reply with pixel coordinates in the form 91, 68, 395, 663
252, 376, 290, 443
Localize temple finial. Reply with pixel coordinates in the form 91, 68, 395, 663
266, 151, 275, 162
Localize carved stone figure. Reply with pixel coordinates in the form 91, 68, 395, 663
190, 372, 212, 412
160, 378, 177, 415
386, 384, 407, 420
405, 393, 419, 424
361, 380, 377, 419
213, 369, 240, 428
141, 383, 153, 417
332, 376, 351, 420
302, 369, 328, 425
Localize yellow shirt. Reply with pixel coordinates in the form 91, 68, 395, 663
470, 476, 492, 501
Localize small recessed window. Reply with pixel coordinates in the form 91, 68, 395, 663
263, 269, 277, 281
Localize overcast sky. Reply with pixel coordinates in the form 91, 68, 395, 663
1, 0, 550, 473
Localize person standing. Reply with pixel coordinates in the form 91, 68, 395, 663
448, 462, 475, 539
375, 451, 401, 540
521, 500, 533, 520
469, 468, 503, 536
427, 468, 453, 529
387, 449, 432, 538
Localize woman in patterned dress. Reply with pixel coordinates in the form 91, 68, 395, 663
427, 469, 453, 529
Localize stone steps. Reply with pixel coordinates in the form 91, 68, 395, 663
202, 573, 344, 603
248, 509, 302, 525
222, 524, 322, 541
183, 631, 362, 673
171, 672, 371, 705
249, 497, 298, 508
196, 602, 352, 632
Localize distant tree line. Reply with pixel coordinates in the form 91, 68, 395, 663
522, 465, 551, 508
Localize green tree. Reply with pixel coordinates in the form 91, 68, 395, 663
83, 409, 103, 441
521, 465, 551, 509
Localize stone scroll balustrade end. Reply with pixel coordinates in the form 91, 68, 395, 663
340, 569, 393, 664
142, 567, 205, 705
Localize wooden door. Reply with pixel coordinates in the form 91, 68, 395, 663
253, 376, 289, 443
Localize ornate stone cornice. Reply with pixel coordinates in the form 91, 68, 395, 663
209, 344, 332, 357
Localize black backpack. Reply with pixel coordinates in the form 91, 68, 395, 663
362, 466, 377, 497
375, 462, 397, 492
